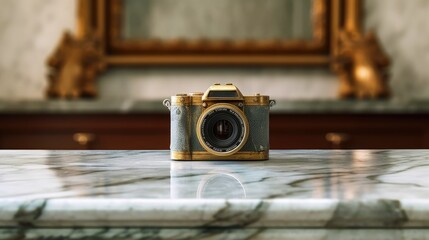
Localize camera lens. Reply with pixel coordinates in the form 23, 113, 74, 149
213, 120, 233, 140
198, 104, 248, 154
204, 111, 241, 150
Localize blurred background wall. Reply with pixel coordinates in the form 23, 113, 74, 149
0, 0, 75, 100
0, 0, 428, 101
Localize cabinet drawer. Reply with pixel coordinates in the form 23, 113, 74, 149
90, 133, 169, 150
0, 133, 82, 149
270, 130, 424, 149
1, 113, 429, 150
0, 132, 170, 150
270, 114, 429, 149
0, 114, 170, 150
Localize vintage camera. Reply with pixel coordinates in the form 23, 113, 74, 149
163, 83, 275, 160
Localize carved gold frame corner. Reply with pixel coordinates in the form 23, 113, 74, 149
332, 0, 390, 99
46, 0, 106, 98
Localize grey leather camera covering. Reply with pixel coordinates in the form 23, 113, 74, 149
170, 105, 269, 153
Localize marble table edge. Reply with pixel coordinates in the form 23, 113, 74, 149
3, 229, 429, 240
1, 198, 428, 228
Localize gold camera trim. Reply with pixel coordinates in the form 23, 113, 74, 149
196, 103, 249, 157
202, 83, 244, 102
170, 84, 270, 107
171, 95, 270, 106
171, 150, 268, 161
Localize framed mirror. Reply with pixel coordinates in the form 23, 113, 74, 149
88, 0, 334, 65
48, 0, 390, 99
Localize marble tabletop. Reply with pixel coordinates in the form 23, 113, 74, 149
1, 149, 429, 232
1, 99, 429, 114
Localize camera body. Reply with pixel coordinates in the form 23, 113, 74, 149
164, 83, 274, 160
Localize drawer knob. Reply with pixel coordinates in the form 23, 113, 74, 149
73, 133, 96, 146
325, 133, 349, 148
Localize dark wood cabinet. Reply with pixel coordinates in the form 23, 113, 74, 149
0, 114, 170, 150
270, 114, 428, 149
1, 113, 428, 150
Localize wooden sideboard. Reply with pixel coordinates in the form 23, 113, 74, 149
1, 113, 428, 150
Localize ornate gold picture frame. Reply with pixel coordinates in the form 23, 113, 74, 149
47, 0, 390, 99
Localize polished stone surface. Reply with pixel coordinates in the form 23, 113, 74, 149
2, 150, 429, 200
2, 228, 429, 240
1, 100, 429, 114
1, 150, 429, 239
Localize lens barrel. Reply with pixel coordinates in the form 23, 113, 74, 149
197, 104, 248, 156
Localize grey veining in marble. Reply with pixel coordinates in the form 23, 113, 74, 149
2, 228, 429, 240
1, 100, 429, 114
2, 150, 429, 200
1, 150, 429, 229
